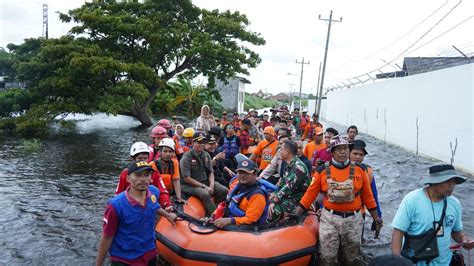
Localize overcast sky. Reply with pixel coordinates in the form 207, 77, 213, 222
1, 0, 473, 94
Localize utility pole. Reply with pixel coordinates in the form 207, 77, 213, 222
295, 57, 310, 110
317, 10, 342, 120
42, 4, 48, 39
315, 61, 322, 115
288, 83, 295, 109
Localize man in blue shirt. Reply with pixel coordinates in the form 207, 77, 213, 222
391, 164, 474, 265
96, 161, 176, 266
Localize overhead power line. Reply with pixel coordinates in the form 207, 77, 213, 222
354, 0, 451, 63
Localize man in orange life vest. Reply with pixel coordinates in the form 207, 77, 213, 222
303, 126, 326, 163
213, 158, 268, 228
116, 142, 173, 211
150, 138, 184, 203
220, 111, 230, 129
296, 135, 382, 265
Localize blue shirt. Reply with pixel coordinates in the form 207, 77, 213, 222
391, 188, 463, 266
108, 185, 161, 260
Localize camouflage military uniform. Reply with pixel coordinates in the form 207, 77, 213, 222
269, 157, 310, 221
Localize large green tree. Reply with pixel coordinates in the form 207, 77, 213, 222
8, 0, 264, 127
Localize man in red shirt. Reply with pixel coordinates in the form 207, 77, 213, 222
116, 142, 173, 211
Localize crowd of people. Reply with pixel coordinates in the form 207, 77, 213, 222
96, 105, 473, 266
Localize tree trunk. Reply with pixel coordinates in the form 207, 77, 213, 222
124, 106, 153, 127
134, 108, 152, 127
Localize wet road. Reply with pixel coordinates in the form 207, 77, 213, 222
323, 121, 474, 263
0, 115, 472, 265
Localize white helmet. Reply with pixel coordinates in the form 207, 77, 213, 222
130, 142, 150, 157
159, 138, 175, 151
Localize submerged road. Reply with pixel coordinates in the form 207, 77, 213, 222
0, 115, 472, 265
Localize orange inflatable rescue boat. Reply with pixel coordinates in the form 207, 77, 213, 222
155, 196, 319, 265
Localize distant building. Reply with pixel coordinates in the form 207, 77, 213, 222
266, 93, 290, 102
250, 89, 265, 98
0, 76, 25, 91
376, 56, 474, 79
215, 77, 250, 114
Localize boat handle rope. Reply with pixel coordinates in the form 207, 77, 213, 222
175, 211, 218, 235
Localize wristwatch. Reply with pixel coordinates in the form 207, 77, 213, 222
201, 184, 206, 188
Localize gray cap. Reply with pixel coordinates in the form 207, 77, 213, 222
424, 164, 468, 185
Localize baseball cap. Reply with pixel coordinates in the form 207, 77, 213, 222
193, 132, 206, 143
315, 127, 324, 135
263, 126, 275, 136
206, 134, 217, 144
236, 158, 258, 173
128, 161, 154, 174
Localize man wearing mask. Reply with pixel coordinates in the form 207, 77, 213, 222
296, 135, 382, 265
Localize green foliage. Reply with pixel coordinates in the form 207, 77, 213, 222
0, 88, 35, 117
3, 0, 264, 134
153, 78, 223, 117
0, 118, 16, 132
20, 138, 42, 153
15, 117, 49, 138
58, 119, 76, 130
244, 93, 279, 111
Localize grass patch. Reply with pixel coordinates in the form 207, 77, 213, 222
20, 138, 42, 153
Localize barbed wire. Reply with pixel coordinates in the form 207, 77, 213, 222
324, 8, 473, 94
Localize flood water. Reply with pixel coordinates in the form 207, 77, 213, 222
0, 114, 472, 265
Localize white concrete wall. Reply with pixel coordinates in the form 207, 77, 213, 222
321, 63, 474, 173
216, 79, 240, 113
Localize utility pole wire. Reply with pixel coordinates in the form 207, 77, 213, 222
295, 58, 310, 110
353, 0, 450, 64
317, 10, 342, 119
328, 0, 462, 89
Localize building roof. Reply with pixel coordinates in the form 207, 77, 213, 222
376, 56, 474, 79
235, 76, 251, 84
402, 57, 474, 76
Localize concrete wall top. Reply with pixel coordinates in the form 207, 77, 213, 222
322, 63, 473, 173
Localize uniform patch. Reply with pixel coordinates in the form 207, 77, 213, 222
151, 195, 157, 203
445, 214, 455, 227
242, 160, 249, 166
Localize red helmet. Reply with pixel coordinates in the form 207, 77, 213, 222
150, 126, 167, 138
157, 119, 172, 129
